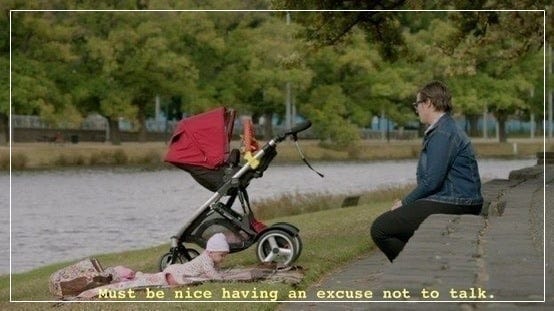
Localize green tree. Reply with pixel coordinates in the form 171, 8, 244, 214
74, 11, 200, 143
273, 3, 545, 142
0, 1, 11, 144
0, 6, 8, 144
11, 11, 83, 128
168, 11, 234, 114
237, 13, 313, 138
0, 56, 7, 144
302, 26, 416, 146
304, 84, 360, 148
446, 11, 543, 141
271, 1, 408, 61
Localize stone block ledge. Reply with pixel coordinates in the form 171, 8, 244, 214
375, 165, 548, 308
277, 163, 551, 311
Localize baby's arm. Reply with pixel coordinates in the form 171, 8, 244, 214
201, 256, 223, 280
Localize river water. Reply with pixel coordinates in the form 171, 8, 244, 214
1, 158, 537, 274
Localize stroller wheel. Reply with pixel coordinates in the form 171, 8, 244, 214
291, 235, 303, 262
158, 249, 200, 271
256, 230, 298, 266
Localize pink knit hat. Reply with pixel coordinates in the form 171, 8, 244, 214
206, 233, 230, 252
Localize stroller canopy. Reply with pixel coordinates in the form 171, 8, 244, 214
165, 107, 236, 170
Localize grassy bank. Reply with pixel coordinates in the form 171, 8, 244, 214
1, 139, 551, 170
0, 186, 406, 310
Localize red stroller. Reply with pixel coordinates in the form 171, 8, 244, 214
160, 107, 313, 270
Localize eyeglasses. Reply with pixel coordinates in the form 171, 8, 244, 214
412, 100, 425, 109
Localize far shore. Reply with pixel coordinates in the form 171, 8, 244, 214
1, 138, 551, 171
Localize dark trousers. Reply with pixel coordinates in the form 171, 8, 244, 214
370, 200, 482, 262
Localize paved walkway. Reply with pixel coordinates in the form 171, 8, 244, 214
279, 162, 553, 310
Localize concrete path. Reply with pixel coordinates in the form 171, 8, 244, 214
279, 162, 553, 310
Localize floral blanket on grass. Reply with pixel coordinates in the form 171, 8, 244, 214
69, 265, 304, 300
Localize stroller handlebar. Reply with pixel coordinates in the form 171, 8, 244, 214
286, 120, 312, 136
277, 120, 312, 142
234, 119, 320, 187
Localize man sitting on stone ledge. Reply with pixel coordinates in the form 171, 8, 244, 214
370, 81, 483, 262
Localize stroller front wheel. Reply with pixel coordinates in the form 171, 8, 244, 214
159, 248, 200, 271
256, 230, 299, 266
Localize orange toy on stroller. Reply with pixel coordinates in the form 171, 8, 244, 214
160, 107, 316, 270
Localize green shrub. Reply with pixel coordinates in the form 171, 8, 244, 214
137, 150, 161, 164
0, 153, 8, 170
90, 151, 125, 165
112, 149, 128, 164
54, 154, 86, 166
252, 184, 413, 220
11, 153, 29, 170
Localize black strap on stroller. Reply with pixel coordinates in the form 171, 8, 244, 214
292, 136, 324, 178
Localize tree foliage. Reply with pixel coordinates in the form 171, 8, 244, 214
3, 1, 547, 146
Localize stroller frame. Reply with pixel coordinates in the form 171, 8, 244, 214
159, 120, 312, 271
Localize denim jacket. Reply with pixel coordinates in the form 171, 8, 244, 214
402, 114, 483, 206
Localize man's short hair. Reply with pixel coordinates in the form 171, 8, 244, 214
419, 81, 452, 113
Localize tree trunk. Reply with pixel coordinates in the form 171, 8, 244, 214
137, 104, 147, 143
263, 112, 273, 139
418, 122, 426, 138
466, 114, 480, 137
495, 112, 508, 143
0, 113, 8, 145
107, 117, 121, 145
